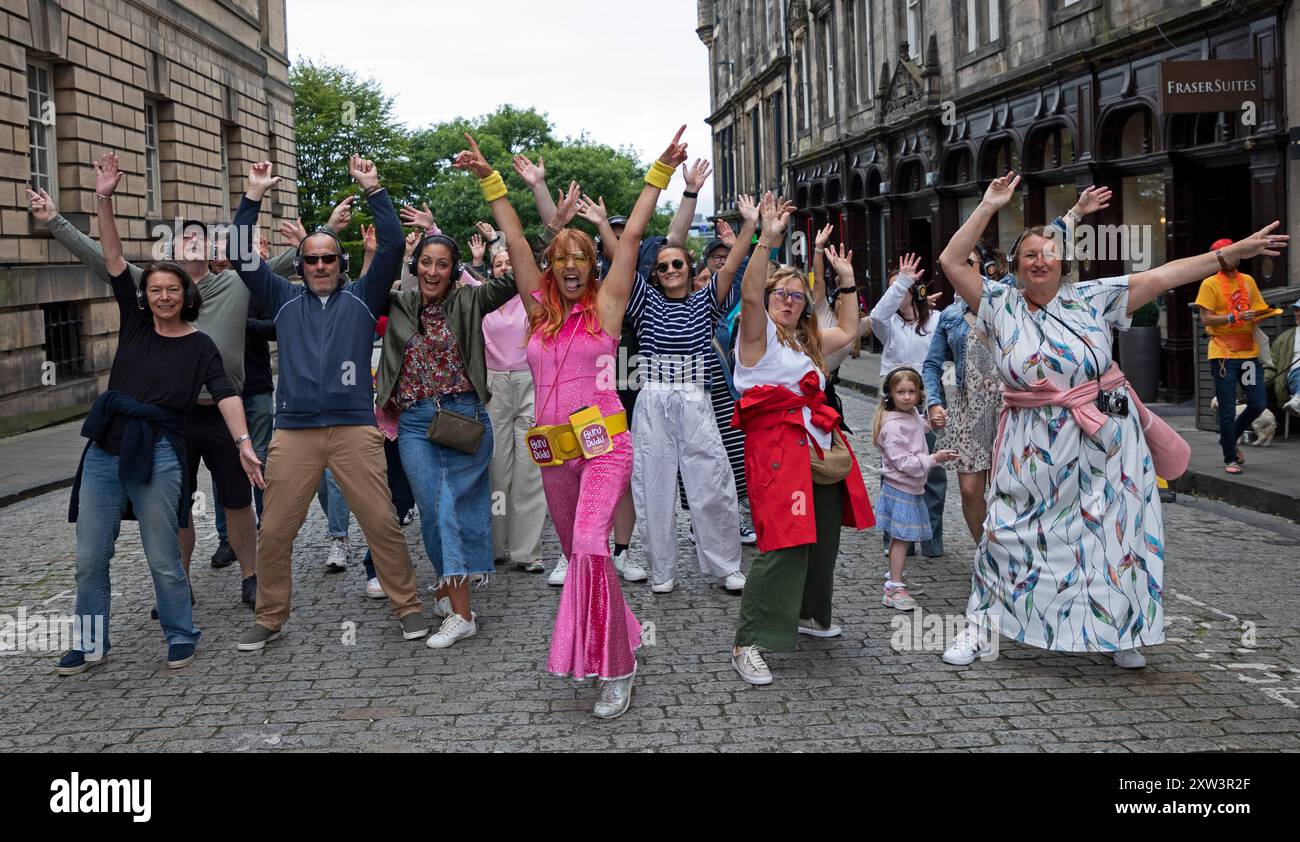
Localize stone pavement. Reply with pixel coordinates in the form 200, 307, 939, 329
1, 389, 1298, 753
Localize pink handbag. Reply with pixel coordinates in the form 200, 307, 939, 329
1136, 402, 1191, 481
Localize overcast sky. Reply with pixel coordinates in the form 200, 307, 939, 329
285, 0, 716, 215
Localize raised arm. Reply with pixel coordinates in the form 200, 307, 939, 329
713, 193, 758, 307
232, 162, 297, 313
1130, 223, 1287, 314
737, 192, 789, 368
93, 152, 128, 277
666, 159, 711, 246
349, 154, 403, 314
28, 185, 142, 284
576, 194, 618, 261
360, 223, 377, 277
596, 126, 691, 336
939, 171, 1019, 315
820, 244, 860, 356
871, 253, 924, 339
513, 154, 556, 227
458, 134, 542, 315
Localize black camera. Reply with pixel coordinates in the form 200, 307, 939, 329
1095, 389, 1129, 417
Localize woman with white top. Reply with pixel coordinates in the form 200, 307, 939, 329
869, 254, 946, 558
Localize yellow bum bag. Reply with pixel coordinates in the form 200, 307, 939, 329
526, 409, 628, 467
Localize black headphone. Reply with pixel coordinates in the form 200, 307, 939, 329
138, 261, 198, 312
294, 227, 351, 278
880, 365, 925, 410
1008, 228, 1072, 278
409, 232, 461, 279
974, 241, 999, 279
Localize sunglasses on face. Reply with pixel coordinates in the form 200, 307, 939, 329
771, 289, 806, 304
657, 259, 687, 273
302, 254, 339, 266
553, 253, 590, 266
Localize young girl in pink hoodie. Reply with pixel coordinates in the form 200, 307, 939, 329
873, 366, 957, 610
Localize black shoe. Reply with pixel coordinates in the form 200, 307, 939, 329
241, 575, 257, 610
210, 540, 237, 569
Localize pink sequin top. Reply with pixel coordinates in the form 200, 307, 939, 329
526, 300, 623, 426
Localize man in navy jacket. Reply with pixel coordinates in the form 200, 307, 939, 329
229, 155, 428, 650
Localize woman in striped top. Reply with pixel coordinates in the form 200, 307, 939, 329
626, 193, 759, 595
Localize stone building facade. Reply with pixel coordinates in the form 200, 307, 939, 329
0, 0, 296, 435
699, 0, 1297, 406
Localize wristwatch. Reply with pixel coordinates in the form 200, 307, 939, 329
234, 433, 251, 445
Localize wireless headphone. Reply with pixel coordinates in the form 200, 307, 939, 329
975, 241, 999, 279
138, 261, 198, 312
880, 365, 924, 410
294, 227, 351, 278
409, 232, 461, 279
1008, 228, 1072, 278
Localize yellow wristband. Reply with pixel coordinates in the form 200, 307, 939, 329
479, 170, 507, 202
645, 160, 675, 190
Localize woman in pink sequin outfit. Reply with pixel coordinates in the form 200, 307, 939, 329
456, 127, 691, 719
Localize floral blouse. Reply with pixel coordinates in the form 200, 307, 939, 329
395, 299, 472, 410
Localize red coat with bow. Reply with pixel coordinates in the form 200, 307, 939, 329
731, 370, 875, 552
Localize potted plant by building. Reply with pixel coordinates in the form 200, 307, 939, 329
1120, 300, 1162, 402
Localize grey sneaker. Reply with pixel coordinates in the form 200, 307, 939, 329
593, 665, 636, 719
237, 624, 282, 651
797, 617, 843, 638
399, 612, 430, 640
732, 645, 773, 685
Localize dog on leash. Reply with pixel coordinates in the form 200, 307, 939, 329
1210, 397, 1277, 446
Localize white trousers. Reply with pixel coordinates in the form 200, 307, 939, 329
631, 386, 741, 584
486, 369, 547, 564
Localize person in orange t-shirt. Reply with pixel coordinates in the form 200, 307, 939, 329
1194, 237, 1269, 474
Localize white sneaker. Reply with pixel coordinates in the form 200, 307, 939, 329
365, 577, 385, 600
325, 537, 349, 571
1285, 394, 1300, 415
797, 617, 842, 638
943, 624, 995, 666
721, 571, 746, 592
425, 611, 477, 649
1113, 649, 1146, 669
650, 577, 676, 594
547, 556, 568, 587
612, 549, 647, 583
738, 520, 757, 545
429, 596, 452, 619
732, 645, 773, 685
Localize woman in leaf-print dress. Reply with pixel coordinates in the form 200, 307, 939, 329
936, 171, 1288, 669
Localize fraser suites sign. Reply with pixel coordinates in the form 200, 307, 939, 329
1160, 60, 1260, 114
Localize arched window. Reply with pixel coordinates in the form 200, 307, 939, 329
979, 137, 1018, 180
895, 161, 923, 193
1027, 125, 1074, 171
942, 148, 974, 184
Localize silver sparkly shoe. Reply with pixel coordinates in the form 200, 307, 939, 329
592, 664, 636, 719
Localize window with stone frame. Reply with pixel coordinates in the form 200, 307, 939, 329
906, 0, 923, 61
144, 102, 161, 215
26, 62, 58, 202
954, 0, 1003, 68
1049, 0, 1099, 27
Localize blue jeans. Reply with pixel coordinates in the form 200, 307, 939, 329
881, 429, 947, 556
397, 394, 494, 582
316, 468, 350, 538
1212, 358, 1267, 464
216, 391, 273, 540
74, 441, 201, 653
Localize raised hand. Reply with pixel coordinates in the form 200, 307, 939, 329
683, 159, 712, 192
736, 193, 759, 226
982, 171, 1020, 210
658, 125, 689, 168
576, 194, 608, 226
551, 181, 581, 229
469, 233, 486, 263
717, 219, 737, 248
404, 230, 421, 259
257, 234, 271, 261
455, 133, 494, 179
248, 161, 281, 200
815, 223, 834, 250
1073, 185, 1112, 217
475, 221, 497, 242
759, 192, 791, 244
898, 252, 926, 282
278, 218, 308, 248
94, 152, 125, 198
512, 153, 546, 188
826, 244, 855, 279
399, 203, 436, 231
326, 196, 356, 231
361, 223, 377, 256
26, 187, 56, 222
1229, 221, 1290, 261
926, 291, 943, 309
349, 155, 379, 191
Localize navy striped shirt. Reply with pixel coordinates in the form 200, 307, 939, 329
625, 273, 741, 388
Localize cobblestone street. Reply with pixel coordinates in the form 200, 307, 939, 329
2, 389, 1298, 753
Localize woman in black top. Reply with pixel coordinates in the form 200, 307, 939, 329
53, 153, 263, 676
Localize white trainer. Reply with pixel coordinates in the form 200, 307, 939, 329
1285, 394, 1300, 415
325, 537, 349, 571
1113, 649, 1147, 669
612, 549, 647, 583
732, 645, 773, 685
721, 571, 746, 592
942, 624, 995, 666
425, 611, 477, 649
650, 577, 676, 594
547, 556, 569, 587
365, 577, 385, 600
